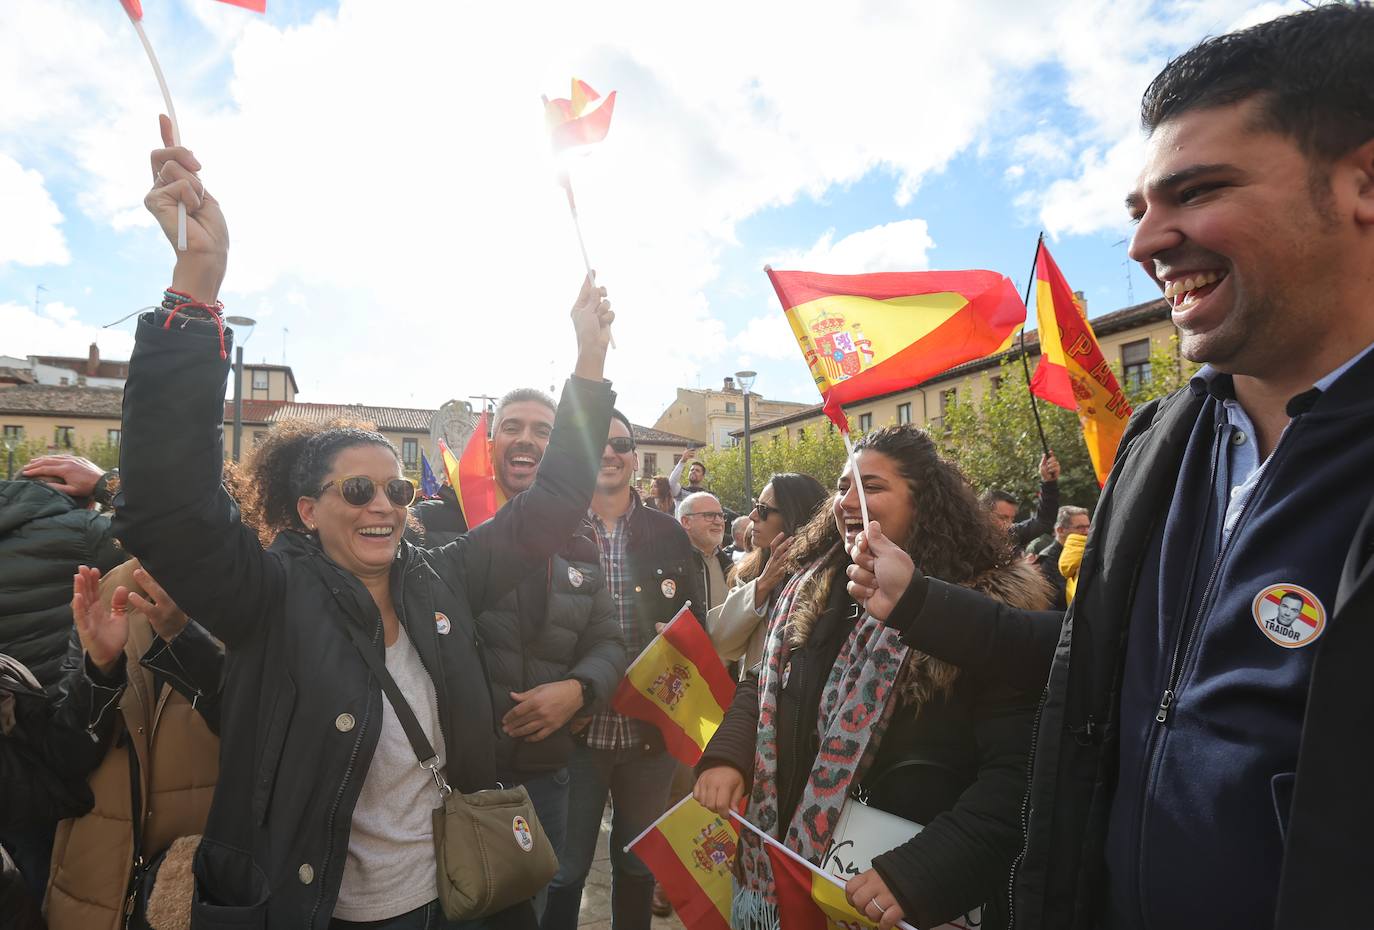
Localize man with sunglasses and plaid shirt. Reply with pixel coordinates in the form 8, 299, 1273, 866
542, 409, 705, 930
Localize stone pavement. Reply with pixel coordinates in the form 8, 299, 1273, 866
574, 804, 684, 930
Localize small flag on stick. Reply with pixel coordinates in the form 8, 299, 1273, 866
611, 605, 735, 766
438, 414, 506, 528
625, 795, 737, 930
1029, 245, 1132, 485
419, 452, 441, 499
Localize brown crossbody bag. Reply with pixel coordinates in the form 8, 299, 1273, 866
342, 621, 558, 920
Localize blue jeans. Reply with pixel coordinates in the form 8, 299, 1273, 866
517, 767, 570, 917
541, 743, 676, 930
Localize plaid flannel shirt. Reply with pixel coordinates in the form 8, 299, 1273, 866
582, 498, 650, 751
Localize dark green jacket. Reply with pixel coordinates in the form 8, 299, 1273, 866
0, 480, 126, 690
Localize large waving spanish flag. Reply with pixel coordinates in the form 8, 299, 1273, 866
626, 796, 737, 930
611, 605, 736, 766
438, 413, 507, 529
1029, 244, 1132, 485
767, 268, 1026, 430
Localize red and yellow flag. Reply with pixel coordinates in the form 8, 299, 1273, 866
611, 605, 735, 766
1029, 245, 1132, 485
438, 413, 507, 529
120, 0, 264, 18
543, 78, 617, 153
626, 796, 737, 930
768, 268, 1026, 431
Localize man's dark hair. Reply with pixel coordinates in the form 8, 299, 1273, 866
609, 408, 634, 441
493, 388, 556, 428
689, 459, 707, 477
979, 488, 1019, 510
1141, 3, 1374, 163
1280, 593, 1304, 605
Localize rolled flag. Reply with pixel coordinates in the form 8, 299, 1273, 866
611, 605, 735, 766
625, 795, 737, 930
438, 414, 506, 529
768, 268, 1026, 432
1029, 244, 1131, 485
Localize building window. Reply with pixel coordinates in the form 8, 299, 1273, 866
252, 370, 269, 390
3, 425, 21, 441
107, 429, 121, 446
858, 413, 872, 433
55, 426, 75, 448
1122, 339, 1152, 390
672, 454, 682, 466
896, 403, 912, 425
252, 431, 267, 446
796, 428, 806, 441
642, 452, 658, 474
989, 375, 1003, 393
771, 433, 781, 444
940, 388, 957, 413
402, 438, 418, 468
725, 402, 737, 414
59, 376, 69, 386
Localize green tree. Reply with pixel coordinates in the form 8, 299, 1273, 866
3, 438, 121, 480
699, 426, 850, 513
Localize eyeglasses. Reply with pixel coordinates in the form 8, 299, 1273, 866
751, 500, 778, 521
606, 437, 636, 454
686, 511, 726, 522
318, 475, 418, 508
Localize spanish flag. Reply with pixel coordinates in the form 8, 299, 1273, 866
438, 413, 506, 529
611, 605, 736, 766
1029, 244, 1132, 485
767, 268, 1026, 430
543, 78, 617, 153
626, 796, 737, 930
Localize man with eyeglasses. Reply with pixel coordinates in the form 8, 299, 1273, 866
543, 409, 705, 930
678, 492, 732, 612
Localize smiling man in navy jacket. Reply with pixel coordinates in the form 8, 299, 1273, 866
844, 6, 1374, 929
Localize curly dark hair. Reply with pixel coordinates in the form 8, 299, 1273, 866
785, 425, 1010, 589
245, 418, 400, 536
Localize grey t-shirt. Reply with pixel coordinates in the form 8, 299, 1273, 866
333, 624, 447, 921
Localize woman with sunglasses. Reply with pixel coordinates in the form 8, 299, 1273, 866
108, 121, 614, 930
706, 473, 826, 677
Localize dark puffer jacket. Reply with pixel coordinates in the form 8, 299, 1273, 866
113, 312, 613, 930
478, 533, 626, 779
0, 480, 126, 690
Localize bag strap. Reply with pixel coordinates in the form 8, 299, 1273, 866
340, 620, 452, 798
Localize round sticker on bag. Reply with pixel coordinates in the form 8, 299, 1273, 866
512, 815, 535, 852
661, 578, 677, 599
434, 612, 451, 635
568, 566, 584, 588
1252, 583, 1325, 649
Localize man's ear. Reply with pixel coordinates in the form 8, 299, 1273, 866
1347, 136, 1374, 227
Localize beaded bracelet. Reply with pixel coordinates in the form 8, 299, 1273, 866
161, 287, 227, 360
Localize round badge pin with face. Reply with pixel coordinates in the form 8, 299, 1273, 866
434, 611, 451, 636
512, 815, 535, 853
568, 566, 584, 589
661, 578, 677, 599
1252, 583, 1325, 649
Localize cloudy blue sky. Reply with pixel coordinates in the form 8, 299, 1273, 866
0, 0, 1296, 423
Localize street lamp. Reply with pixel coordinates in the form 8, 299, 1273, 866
735, 370, 757, 507
225, 316, 257, 461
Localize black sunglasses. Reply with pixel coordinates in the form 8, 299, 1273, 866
752, 500, 778, 521
607, 437, 635, 453
319, 475, 418, 508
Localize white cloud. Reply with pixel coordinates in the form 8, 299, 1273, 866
767, 220, 935, 276
0, 302, 134, 359
0, 155, 69, 267
1038, 135, 1148, 239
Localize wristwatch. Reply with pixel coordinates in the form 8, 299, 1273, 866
93, 469, 119, 509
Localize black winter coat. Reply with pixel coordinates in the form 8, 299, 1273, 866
479, 533, 626, 779
700, 561, 1046, 930
112, 312, 613, 930
411, 486, 466, 547
0, 480, 126, 690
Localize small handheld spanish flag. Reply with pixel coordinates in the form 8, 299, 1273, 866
611, 605, 735, 766
438, 413, 506, 529
625, 795, 737, 930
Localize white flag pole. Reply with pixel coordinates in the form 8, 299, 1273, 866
130, 18, 187, 251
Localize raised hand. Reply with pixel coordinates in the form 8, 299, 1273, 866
570, 272, 614, 382
145, 114, 228, 304
753, 532, 795, 609
1039, 451, 1061, 482
846, 522, 915, 621
20, 455, 106, 499
72, 566, 129, 675
128, 566, 188, 642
